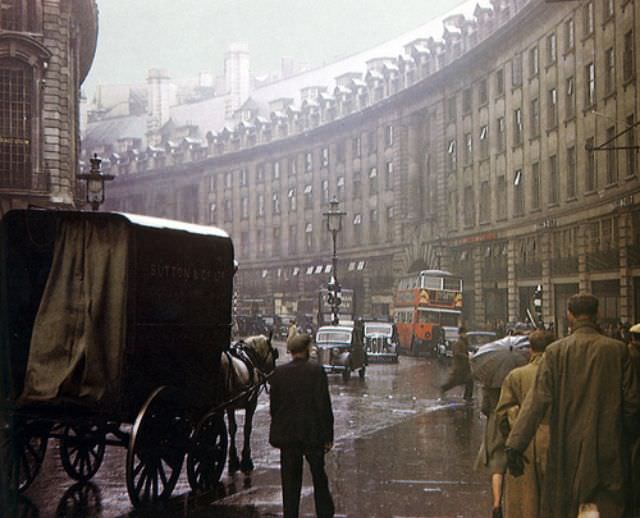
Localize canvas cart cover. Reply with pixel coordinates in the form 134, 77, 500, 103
2, 210, 234, 417
20, 216, 128, 405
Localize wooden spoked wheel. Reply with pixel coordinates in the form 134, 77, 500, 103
2, 418, 49, 492
60, 424, 106, 482
126, 387, 190, 507
186, 413, 227, 493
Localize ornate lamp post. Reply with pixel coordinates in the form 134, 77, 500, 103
323, 196, 346, 325
76, 154, 114, 211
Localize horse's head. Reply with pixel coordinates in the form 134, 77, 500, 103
243, 330, 278, 373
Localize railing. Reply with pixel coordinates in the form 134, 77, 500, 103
483, 259, 507, 281
550, 256, 578, 276
515, 261, 542, 279
586, 250, 619, 272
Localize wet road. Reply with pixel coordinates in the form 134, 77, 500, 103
17, 348, 492, 517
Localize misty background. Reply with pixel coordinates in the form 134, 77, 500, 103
84, 0, 468, 98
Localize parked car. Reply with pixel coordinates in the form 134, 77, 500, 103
315, 323, 366, 381
436, 330, 498, 359
466, 331, 498, 353
363, 321, 399, 363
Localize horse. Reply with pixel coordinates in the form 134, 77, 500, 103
220, 331, 278, 474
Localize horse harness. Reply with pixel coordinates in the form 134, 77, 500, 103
222, 340, 274, 399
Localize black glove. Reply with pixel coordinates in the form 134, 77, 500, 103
505, 447, 527, 477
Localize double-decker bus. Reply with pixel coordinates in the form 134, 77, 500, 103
393, 270, 463, 355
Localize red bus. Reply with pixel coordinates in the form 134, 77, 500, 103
393, 270, 463, 355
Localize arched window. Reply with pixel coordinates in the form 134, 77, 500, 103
0, 58, 33, 188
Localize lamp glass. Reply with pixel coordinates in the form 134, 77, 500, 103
87, 176, 104, 204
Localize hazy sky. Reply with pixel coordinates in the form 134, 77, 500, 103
84, 0, 468, 97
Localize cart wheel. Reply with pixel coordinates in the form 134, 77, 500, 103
187, 413, 227, 493
126, 386, 190, 507
2, 419, 49, 492
341, 367, 351, 381
358, 366, 366, 380
60, 424, 106, 482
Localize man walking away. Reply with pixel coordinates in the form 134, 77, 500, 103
495, 329, 555, 517
506, 294, 640, 518
287, 319, 298, 342
440, 326, 473, 401
269, 333, 335, 518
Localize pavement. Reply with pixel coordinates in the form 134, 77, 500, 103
15, 349, 492, 517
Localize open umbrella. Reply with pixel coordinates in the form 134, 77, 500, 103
470, 335, 530, 388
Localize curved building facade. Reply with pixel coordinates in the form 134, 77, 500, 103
0, 0, 98, 214
98, 0, 640, 332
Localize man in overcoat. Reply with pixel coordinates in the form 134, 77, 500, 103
440, 326, 473, 400
269, 333, 335, 518
628, 323, 640, 515
495, 329, 555, 517
506, 294, 640, 518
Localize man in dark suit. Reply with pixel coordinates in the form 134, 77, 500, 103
269, 333, 335, 518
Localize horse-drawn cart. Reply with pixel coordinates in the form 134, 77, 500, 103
0, 209, 235, 507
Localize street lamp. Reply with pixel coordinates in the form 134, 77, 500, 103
76, 154, 115, 211
323, 196, 346, 325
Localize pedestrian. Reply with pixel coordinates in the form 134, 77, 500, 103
269, 333, 335, 518
628, 323, 640, 516
495, 329, 555, 518
287, 318, 297, 342
440, 326, 473, 401
505, 294, 640, 518
477, 383, 507, 518
474, 326, 530, 518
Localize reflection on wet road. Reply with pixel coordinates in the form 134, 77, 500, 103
17, 351, 491, 517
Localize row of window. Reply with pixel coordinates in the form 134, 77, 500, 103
446, 43, 634, 171
213, 132, 395, 191
232, 207, 395, 258
446, 7, 633, 123
452, 129, 637, 228
211, 161, 395, 198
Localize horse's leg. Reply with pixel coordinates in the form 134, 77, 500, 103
240, 394, 258, 473
227, 408, 240, 474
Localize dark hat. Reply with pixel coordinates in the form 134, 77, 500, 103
287, 333, 311, 353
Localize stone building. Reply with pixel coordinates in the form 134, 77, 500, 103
0, 0, 98, 214
92, 0, 640, 332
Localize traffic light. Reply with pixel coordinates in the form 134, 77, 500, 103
533, 285, 543, 327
